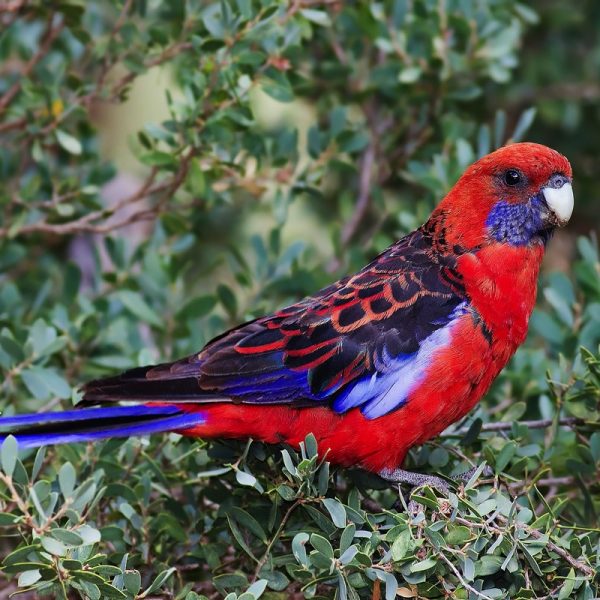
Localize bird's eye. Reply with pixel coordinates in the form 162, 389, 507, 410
503, 169, 522, 186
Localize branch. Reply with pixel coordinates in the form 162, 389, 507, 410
496, 515, 595, 578
437, 551, 494, 600
449, 417, 585, 436
455, 512, 595, 578
253, 499, 302, 581
106, 41, 193, 103
509, 476, 575, 490
0, 14, 64, 113
340, 141, 376, 247
0, 148, 196, 238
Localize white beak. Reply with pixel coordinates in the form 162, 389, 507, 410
543, 182, 574, 225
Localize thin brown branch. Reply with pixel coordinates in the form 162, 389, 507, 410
0, 116, 26, 133
450, 417, 585, 436
340, 142, 376, 247
0, 472, 37, 532
107, 41, 194, 102
1, 148, 197, 237
438, 551, 494, 600
253, 499, 302, 582
496, 515, 595, 578
454, 512, 595, 578
0, 15, 64, 113
509, 476, 576, 490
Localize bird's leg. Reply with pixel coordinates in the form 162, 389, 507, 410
379, 465, 493, 497
379, 468, 450, 495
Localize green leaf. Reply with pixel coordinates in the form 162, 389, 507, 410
511, 107, 536, 142
96, 583, 128, 599
260, 77, 294, 103
56, 129, 82, 155
303, 433, 318, 458
495, 441, 517, 474
140, 567, 176, 597
21, 366, 71, 400
292, 532, 309, 566
229, 507, 267, 543
428, 447, 449, 467
558, 568, 576, 600
40, 536, 67, 557
299, 9, 331, 26
123, 570, 141, 595
18, 569, 41, 587
58, 462, 76, 498
245, 579, 268, 598
590, 432, 600, 463
0, 512, 19, 525
226, 516, 257, 560
1, 435, 18, 476
50, 528, 84, 546
322, 498, 346, 528
309, 533, 333, 559
140, 150, 178, 169
391, 529, 412, 561
474, 555, 503, 577
235, 469, 258, 488
410, 557, 436, 572
177, 295, 216, 320
445, 525, 472, 546
116, 291, 163, 327
217, 284, 237, 317
399, 66, 421, 83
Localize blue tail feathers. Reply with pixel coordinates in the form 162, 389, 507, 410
0, 405, 204, 448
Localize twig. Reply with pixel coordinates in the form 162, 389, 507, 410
454, 513, 595, 578
0, 14, 64, 113
495, 515, 595, 578
437, 551, 494, 600
509, 476, 576, 490
0, 472, 37, 532
253, 499, 302, 581
0, 116, 26, 133
341, 142, 376, 246
107, 41, 193, 103
448, 417, 585, 436
0, 146, 196, 237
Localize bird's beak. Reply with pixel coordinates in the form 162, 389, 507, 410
542, 176, 574, 227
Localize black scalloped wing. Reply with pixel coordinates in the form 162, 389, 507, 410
186, 228, 467, 406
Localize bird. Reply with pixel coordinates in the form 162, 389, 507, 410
0, 142, 573, 489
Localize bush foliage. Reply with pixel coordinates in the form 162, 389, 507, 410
0, 1, 599, 599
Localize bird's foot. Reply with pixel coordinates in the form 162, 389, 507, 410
454, 464, 494, 484
379, 467, 450, 495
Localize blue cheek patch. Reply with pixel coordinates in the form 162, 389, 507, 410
486, 194, 549, 246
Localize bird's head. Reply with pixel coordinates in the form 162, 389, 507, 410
432, 142, 573, 250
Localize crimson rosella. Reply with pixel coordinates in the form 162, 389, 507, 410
0, 142, 573, 488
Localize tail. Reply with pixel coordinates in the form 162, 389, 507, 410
0, 405, 204, 448
0, 361, 223, 448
